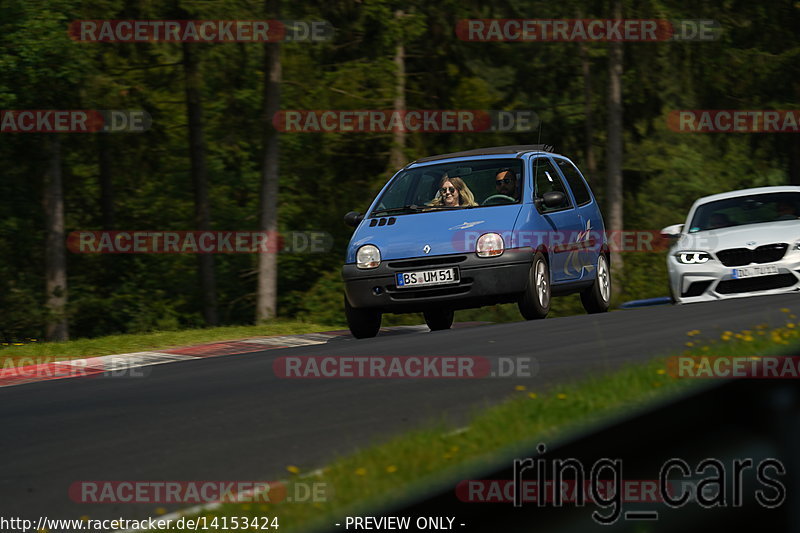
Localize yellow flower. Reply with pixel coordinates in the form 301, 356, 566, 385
656, 369, 666, 375
515, 385, 526, 391
528, 392, 538, 399
386, 465, 398, 473
787, 323, 795, 329
355, 467, 367, 476
685, 342, 694, 347
286, 465, 300, 474
155, 507, 167, 515
781, 308, 790, 313
556, 393, 567, 400
80, 516, 90, 522
450, 446, 459, 453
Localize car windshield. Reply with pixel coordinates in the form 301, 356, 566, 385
370, 159, 523, 216
688, 192, 800, 232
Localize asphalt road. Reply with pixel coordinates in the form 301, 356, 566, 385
1, 294, 798, 522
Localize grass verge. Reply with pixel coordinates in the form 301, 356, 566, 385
155, 313, 800, 532
0, 321, 333, 366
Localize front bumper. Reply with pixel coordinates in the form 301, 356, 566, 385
668, 251, 800, 304
342, 248, 534, 312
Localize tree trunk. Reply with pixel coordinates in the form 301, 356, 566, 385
183, 42, 219, 326
606, 0, 624, 299
388, 9, 407, 172
98, 134, 115, 230
44, 136, 69, 341
256, 0, 282, 322
579, 41, 597, 184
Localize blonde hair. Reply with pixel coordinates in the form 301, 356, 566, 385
429, 175, 477, 207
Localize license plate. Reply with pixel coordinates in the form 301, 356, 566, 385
396, 268, 459, 289
732, 265, 779, 279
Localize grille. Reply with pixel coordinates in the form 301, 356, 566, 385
716, 243, 788, 267
388, 255, 468, 269
715, 273, 797, 294
682, 280, 713, 298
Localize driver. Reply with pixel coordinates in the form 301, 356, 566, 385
494, 168, 518, 199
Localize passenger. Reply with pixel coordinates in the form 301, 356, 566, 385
494, 168, 519, 199
708, 213, 731, 229
428, 175, 477, 208
776, 201, 799, 220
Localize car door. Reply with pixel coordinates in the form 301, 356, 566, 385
552, 156, 600, 278
531, 156, 583, 282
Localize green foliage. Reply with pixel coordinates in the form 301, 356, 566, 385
0, 0, 798, 339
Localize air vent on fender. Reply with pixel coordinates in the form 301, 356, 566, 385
369, 217, 397, 227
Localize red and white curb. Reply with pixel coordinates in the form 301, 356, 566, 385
0, 324, 484, 389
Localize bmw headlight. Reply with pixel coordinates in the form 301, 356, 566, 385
356, 244, 381, 269
476, 233, 504, 257
676, 251, 711, 264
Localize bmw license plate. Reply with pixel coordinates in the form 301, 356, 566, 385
396, 268, 459, 289
732, 265, 779, 279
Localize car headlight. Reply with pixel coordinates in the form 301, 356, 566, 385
356, 244, 381, 269
676, 251, 711, 264
476, 233, 504, 257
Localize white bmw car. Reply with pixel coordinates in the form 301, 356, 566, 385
662, 186, 800, 304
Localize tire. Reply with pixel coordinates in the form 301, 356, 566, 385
518, 252, 551, 320
423, 308, 454, 331
580, 254, 611, 314
344, 295, 382, 338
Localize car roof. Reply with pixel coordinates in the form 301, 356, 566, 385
695, 185, 800, 205
409, 145, 557, 165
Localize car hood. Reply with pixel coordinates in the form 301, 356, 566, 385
347, 206, 522, 262
679, 220, 800, 251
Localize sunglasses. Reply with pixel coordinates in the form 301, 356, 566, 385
440, 186, 457, 194
496, 178, 514, 185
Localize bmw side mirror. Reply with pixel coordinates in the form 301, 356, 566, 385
344, 211, 364, 228
660, 224, 684, 239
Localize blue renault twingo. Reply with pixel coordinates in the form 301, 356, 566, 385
342, 145, 610, 338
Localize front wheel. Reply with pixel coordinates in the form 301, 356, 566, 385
580, 254, 611, 313
344, 295, 382, 338
423, 308, 454, 331
518, 252, 551, 320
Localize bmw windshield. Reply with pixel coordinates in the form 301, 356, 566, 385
688, 192, 800, 232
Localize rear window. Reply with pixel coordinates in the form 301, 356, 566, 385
555, 158, 592, 206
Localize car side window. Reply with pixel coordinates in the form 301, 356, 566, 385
555, 159, 592, 206
533, 158, 572, 212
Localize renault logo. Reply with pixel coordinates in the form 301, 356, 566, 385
746, 241, 757, 246
423, 244, 431, 254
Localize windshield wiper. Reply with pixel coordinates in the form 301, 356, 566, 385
371, 205, 425, 216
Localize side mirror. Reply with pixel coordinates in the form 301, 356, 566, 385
536, 191, 565, 209
344, 211, 364, 228
660, 224, 684, 239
